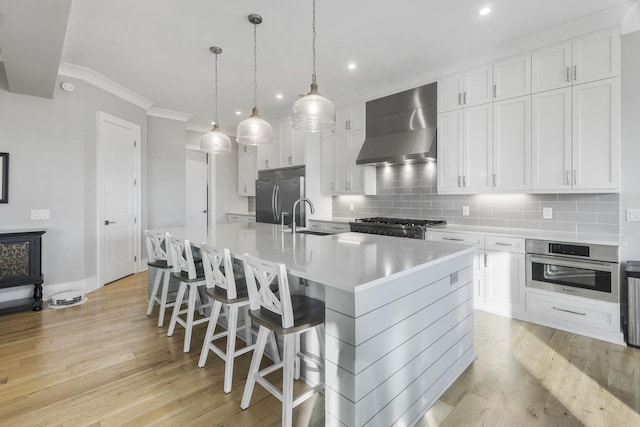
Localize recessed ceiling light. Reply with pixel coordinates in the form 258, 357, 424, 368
479, 7, 491, 16
276, 93, 283, 99
348, 63, 357, 70
235, 111, 242, 115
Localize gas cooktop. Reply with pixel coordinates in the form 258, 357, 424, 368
349, 217, 446, 239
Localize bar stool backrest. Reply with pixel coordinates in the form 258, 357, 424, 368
243, 254, 294, 329
144, 230, 171, 266
201, 244, 238, 300
168, 237, 198, 279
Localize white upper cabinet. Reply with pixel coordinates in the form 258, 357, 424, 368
493, 54, 531, 101
321, 131, 375, 195
278, 119, 305, 168
532, 28, 620, 93
531, 87, 572, 190
493, 96, 531, 191
334, 102, 365, 134
572, 78, 620, 191
238, 145, 257, 196
437, 110, 464, 192
438, 66, 493, 113
257, 140, 279, 170
321, 136, 336, 194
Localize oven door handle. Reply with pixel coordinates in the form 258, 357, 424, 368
527, 254, 615, 272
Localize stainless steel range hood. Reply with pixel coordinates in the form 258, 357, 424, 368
356, 82, 437, 166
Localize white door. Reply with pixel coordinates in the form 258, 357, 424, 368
279, 120, 294, 167
186, 150, 208, 228
493, 96, 531, 191
493, 54, 531, 101
335, 133, 350, 193
484, 251, 525, 315
531, 42, 572, 93
335, 105, 350, 134
100, 113, 139, 284
572, 78, 620, 190
463, 103, 493, 192
348, 103, 365, 132
437, 74, 463, 113
572, 29, 620, 85
437, 110, 464, 192
463, 65, 493, 107
320, 136, 336, 194
348, 131, 366, 193
531, 87, 572, 190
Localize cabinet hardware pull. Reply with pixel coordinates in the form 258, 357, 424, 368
494, 242, 512, 246
573, 170, 577, 185
463, 175, 467, 187
331, 182, 335, 191
244, 186, 247, 193
458, 175, 462, 187
493, 174, 496, 187
565, 171, 570, 185
463, 92, 468, 104
458, 93, 462, 105
105, 220, 116, 225
573, 65, 577, 81
265, 160, 269, 168
552, 306, 586, 316
493, 85, 497, 98
443, 237, 464, 241
288, 156, 292, 165
484, 253, 488, 268
566, 67, 570, 83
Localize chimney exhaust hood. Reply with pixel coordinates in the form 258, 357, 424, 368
356, 82, 437, 166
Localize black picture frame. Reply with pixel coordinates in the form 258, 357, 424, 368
0, 153, 8, 203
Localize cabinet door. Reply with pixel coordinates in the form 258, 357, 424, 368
335, 133, 350, 192
437, 74, 463, 113
474, 250, 487, 309
572, 28, 620, 85
463, 104, 493, 192
531, 88, 572, 190
532, 42, 572, 93
348, 131, 366, 193
257, 143, 278, 170
257, 144, 269, 170
348, 103, 365, 132
321, 136, 336, 194
292, 129, 305, 166
484, 251, 525, 315
493, 54, 531, 101
279, 120, 294, 167
493, 96, 531, 191
238, 147, 257, 196
463, 65, 493, 107
335, 105, 351, 134
437, 111, 464, 193
572, 78, 620, 190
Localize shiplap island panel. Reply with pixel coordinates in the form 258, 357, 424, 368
160, 223, 475, 426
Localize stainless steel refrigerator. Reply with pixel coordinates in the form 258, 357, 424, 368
255, 167, 306, 226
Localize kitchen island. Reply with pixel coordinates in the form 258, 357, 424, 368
164, 223, 476, 427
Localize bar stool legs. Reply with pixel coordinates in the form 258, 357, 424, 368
146, 266, 173, 326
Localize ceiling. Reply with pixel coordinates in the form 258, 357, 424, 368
0, 0, 634, 133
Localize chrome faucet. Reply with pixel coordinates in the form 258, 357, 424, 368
291, 198, 315, 234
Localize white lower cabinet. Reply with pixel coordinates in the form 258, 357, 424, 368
227, 213, 256, 224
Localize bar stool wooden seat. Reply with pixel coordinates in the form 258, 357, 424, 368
197, 244, 280, 393
144, 230, 174, 327
166, 237, 211, 353
240, 255, 325, 427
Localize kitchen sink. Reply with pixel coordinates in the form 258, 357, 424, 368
294, 230, 330, 236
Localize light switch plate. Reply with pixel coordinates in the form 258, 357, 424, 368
349, 203, 354, 212
31, 209, 50, 220
462, 206, 470, 216
627, 209, 640, 222
543, 207, 553, 219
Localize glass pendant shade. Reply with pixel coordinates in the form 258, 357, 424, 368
201, 123, 231, 153
236, 107, 273, 145
291, 82, 336, 132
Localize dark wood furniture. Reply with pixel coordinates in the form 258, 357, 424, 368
0, 229, 45, 314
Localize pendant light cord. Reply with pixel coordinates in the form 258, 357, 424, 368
214, 52, 219, 125
253, 23, 258, 109
312, 0, 317, 84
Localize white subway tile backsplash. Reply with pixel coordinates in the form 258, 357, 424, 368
332, 165, 620, 237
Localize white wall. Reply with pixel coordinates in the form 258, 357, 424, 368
214, 140, 246, 223
0, 66, 147, 300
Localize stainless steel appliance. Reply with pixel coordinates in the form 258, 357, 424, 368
625, 261, 640, 348
349, 217, 446, 239
356, 82, 437, 166
256, 167, 305, 226
526, 239, 619, 303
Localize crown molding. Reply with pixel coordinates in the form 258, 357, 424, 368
147, 107, 192, 122
58, 62, 153, 110
185, 122, 211, 133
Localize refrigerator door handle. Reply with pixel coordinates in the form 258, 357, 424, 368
271, 185, 277, 221
274, 185, 281, 221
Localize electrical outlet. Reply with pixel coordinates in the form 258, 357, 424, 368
627, 209, 640, 222
31, 209, 50, 220
349, 203, 354, 212
462, 206, 470, 216
543, 207, 553, 219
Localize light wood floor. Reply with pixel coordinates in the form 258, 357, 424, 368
1, 272, 639, 426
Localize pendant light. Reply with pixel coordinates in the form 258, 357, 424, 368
290, 0, 335, 132
236, 14, 273, 146
201, 46, 232, 154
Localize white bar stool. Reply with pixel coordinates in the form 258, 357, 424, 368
240, 255, 325, 427
144, 230, 175, 327
166, 237, 211, 353
197, 244, 280, 393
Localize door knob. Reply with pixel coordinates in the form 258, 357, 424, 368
104, 220, 116, 225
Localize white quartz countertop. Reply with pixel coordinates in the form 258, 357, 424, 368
430, 224, 624, 246
308, 217, 352, 224
159, 223, 474, 293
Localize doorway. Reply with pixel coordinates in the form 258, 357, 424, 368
97, 112, 141, 285
185, 149, 209, 229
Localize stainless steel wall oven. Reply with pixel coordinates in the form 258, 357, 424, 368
526, 239, 619, 303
